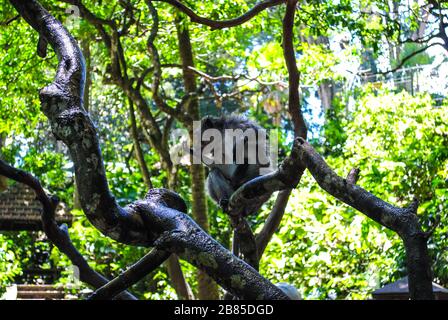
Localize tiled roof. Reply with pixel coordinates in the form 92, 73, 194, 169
0, 183, 72, 230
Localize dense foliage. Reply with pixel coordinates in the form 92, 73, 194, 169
262, 90, 448, 299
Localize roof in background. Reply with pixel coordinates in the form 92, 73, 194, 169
373, 276, 448, 295
0, 182, 72, 231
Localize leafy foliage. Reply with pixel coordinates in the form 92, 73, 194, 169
261, 90, 447, 299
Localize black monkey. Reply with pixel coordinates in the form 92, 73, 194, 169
194, 115, 273, 216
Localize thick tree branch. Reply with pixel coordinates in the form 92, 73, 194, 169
9, 0, 136, 242
298, 139, 416, 231
228, 139, 304, 216
154, 0, 285, 30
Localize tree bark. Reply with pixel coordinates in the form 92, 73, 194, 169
81, 39, 91, 112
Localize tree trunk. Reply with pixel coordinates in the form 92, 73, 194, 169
403, 234, 434, 299
317, 79, 334, 112
302, 35, 335, 112
176, 17, 220, 300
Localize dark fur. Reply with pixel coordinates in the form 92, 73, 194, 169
198, 115, 272, 215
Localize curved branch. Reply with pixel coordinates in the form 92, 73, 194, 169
376, 42, 442, 75
256, 189, 292, 259
10, 0, 145, 244
154, 0, 285, 30
228, 138, 304, 216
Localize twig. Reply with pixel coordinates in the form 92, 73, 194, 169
1, 14, 20, 25
346, 168, 360, 184
375, 42, 442, 75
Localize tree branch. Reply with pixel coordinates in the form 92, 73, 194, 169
146, 0, 192, 123
230, 216, 259, 271
154, 0, 285, 30
346, 167, 360, 185
282, 0, 307, 139
256, 189, 292, 260
129, 99, 153, 189
89, 248, 171, 300
1, 14, 19, 25
376, 42, 442, 75
228, 139, 304, 216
